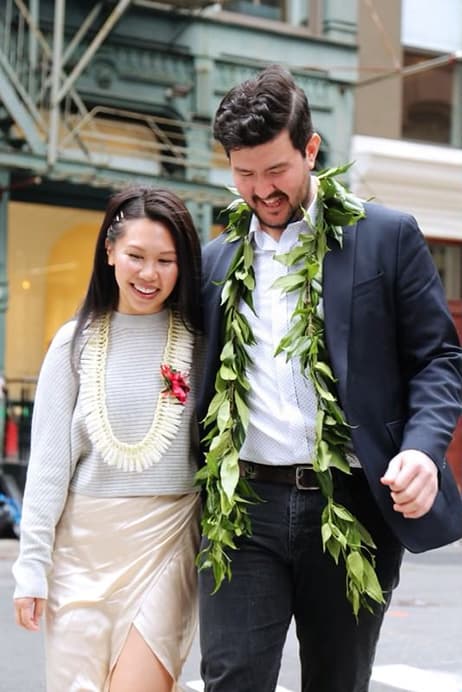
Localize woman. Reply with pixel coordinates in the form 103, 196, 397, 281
13, 187, 202, 692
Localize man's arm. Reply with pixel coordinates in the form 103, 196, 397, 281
382, 214, 462, 516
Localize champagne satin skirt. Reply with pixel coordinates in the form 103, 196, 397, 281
45, 491, 200, 692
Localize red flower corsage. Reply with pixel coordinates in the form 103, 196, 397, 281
160, 364, 190, 405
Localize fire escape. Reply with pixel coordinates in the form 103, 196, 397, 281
0, 0, 230, 206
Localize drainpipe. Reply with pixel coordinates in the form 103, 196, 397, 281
48, 0, 65, 167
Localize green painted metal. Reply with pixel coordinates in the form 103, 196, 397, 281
0, 149, 232, 205
323, 0, 358, 43
0, 0, 361, 238
0, 63, 45, 155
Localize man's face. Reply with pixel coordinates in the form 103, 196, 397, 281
229, 129, 321, 238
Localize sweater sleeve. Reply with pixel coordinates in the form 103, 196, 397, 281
12, 321, 79, 600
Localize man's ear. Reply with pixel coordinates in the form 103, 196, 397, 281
305, 132, 321, 170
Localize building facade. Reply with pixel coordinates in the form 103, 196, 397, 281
352, 0, 462, 485
1, 0, 461, 487
0, 0, 360, 467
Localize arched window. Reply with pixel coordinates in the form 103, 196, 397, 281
402, 49, 453, 145
403, 100, 451, 144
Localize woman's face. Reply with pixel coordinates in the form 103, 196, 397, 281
106, 218, 178, 315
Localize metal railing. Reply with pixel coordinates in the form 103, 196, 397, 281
59, 105, 227, 173
0, 0, 227, 178
0, 0, 89, 150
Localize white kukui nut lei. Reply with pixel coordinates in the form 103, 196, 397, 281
80, 310, 193, 472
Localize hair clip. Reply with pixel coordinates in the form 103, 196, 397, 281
106, 209, 125, 238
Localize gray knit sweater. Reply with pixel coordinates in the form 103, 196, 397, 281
13, 310, 200, 599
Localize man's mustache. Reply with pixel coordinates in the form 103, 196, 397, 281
252, 192, 287, 204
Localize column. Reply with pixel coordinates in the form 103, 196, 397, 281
450, 58, 462, 149
186, 57, 213, 184
187, 199, 213, 245
0, 171, 10, 375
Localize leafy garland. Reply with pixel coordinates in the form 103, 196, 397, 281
196, 163, 385, 616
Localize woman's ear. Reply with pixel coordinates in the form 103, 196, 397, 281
105, 239, 114, 266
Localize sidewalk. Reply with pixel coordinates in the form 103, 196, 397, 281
371, 539, 462, 691
1, 538, 462, 691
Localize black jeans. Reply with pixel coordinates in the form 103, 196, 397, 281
199, 471, 403, 692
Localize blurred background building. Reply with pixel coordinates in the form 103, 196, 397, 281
352, 0, 462, 485
0, 0, 461, 491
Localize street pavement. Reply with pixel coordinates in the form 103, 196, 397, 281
1, 537, 461, 692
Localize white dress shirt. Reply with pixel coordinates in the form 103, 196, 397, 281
239, 200, 319, 466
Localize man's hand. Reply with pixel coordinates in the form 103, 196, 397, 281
380, 449, 439, 519
14, 597, 46, 631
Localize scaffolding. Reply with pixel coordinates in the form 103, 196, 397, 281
0, 0, 230, 205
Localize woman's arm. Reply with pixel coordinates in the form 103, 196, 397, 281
12, 321, 79, 602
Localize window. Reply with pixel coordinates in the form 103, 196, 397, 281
428, 243, 462, 300
225, 0, 284, 21
402, 50, 454, 145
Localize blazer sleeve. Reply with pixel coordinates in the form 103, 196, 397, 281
394, 214, 462, 466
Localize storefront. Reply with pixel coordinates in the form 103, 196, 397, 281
0, 190, 105, 497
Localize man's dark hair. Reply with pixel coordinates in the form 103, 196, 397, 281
213, 64, 314, 156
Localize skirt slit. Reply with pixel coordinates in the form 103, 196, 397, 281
45, 492, 200, 692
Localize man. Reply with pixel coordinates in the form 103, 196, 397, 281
197, 64, 462, 692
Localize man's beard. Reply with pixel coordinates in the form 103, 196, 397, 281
250, 195, 304, 231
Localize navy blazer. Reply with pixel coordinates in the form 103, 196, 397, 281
198, 202, 462, 553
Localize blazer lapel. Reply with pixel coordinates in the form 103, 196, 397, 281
209, 238, 241, 303
205, 226, 356, 407
203, 236, 243, 343
323, 225, 356, 404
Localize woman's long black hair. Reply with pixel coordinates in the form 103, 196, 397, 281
71, 186, 202, 354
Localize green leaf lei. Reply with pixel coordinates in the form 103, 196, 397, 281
196, 163, 385, 616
